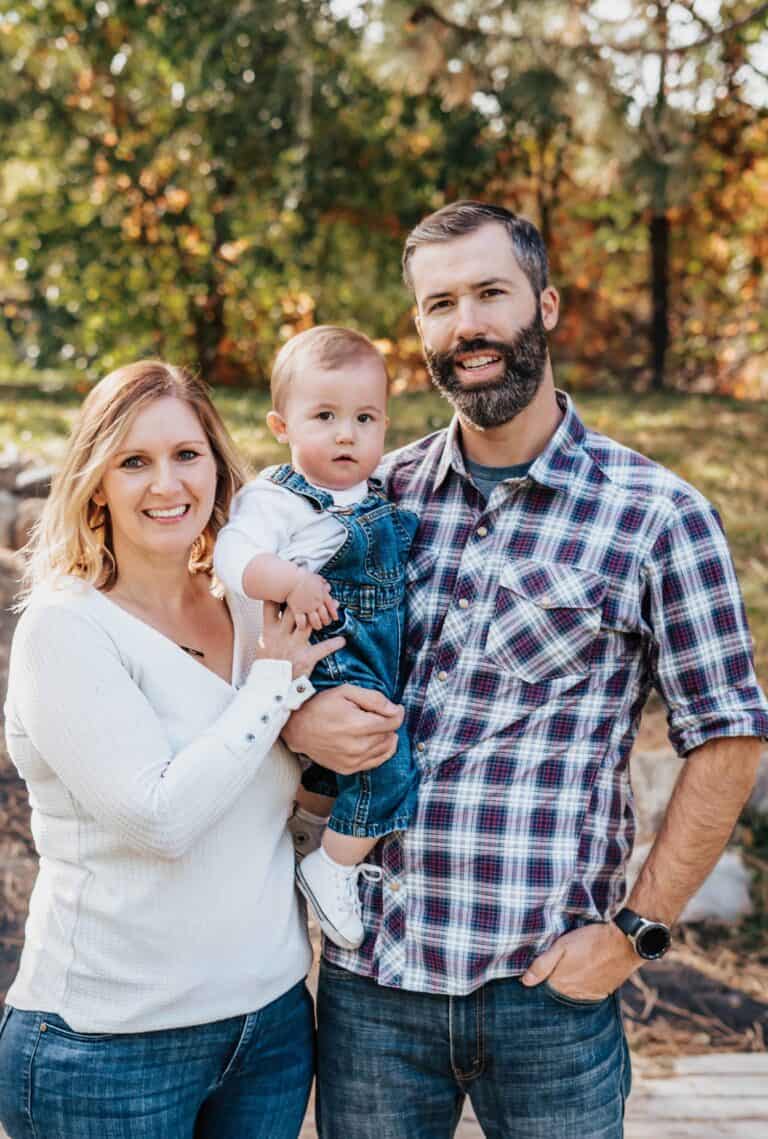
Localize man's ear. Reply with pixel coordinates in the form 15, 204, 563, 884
540, 286, 560, 332
414, 308, 423, 341
266, 410, 289, 444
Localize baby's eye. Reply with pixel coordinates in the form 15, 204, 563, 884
357, 413, 374, 424
120, 455, 145, 469
316, 411, 334, 421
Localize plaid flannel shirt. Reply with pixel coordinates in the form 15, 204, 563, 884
324, 392, 768, 994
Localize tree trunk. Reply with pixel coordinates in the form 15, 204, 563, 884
650, 207, 669, 391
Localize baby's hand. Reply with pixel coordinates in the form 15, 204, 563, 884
286, 571, 339, 631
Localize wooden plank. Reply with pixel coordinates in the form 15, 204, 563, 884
625, 1124, 768, 1139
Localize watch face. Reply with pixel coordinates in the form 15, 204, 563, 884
637, 923, 671, 959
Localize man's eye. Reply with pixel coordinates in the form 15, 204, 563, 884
178, 449, 199, 461
427, 300, 452, 314
316, 411, 334, 421
120, 455, 144, 469
481, 288, 504, 298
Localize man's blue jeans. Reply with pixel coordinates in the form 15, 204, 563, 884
0, 980, 314, 1139
316, 960, 631, 1138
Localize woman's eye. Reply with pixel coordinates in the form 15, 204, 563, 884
120, 455, 144, 469
178, 449, 199, 461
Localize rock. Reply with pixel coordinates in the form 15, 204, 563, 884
12, 497, 45, 551
0, 491, 16, 548
747, 750, 768, 816
0, 445, 24, 493
0, 549, 23, 610
629, 748, 685, 840
15, 465, 55, 498
626, 841, 753, 923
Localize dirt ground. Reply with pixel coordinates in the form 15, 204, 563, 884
1, 578, 766, 1057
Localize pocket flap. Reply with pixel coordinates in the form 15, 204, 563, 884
498, 560, 607, 610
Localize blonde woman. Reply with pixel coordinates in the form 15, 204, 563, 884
0, 361, 345, 1139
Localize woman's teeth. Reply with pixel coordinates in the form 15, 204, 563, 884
145, 506, 188, 518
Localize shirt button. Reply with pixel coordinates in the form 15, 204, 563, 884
296, 682, 307, 693
389, 882, 401, 893
245, 732, 256, 743
540, 595, 551, 606
437, 670, 448, 681
458, 598, 470, 609
416, 742, 426, 752
476, 526, 488, 537
274, 694, 283, 703
260, 714, 269, 724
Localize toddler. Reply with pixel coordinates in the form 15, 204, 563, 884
214, 326, 419, 949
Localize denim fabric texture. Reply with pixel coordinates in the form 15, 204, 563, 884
0, 981, 314, 1139
316, 960, 631, 1138
268, 465, 420, 839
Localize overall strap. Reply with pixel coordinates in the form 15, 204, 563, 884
264, 464, 334, 512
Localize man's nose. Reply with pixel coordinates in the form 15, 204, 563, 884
453, 295, 487, 343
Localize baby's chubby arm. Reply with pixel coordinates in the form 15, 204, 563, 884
242, 555, 339, 631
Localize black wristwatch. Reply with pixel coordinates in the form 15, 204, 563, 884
613, 907, 671, 960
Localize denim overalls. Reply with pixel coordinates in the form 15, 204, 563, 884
267, 465, 420, 838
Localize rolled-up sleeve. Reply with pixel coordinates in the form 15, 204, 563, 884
644, 492, 768, 756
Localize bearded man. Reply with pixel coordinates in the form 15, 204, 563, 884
284, 201, 768, 1138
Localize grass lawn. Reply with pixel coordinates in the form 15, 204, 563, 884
2, 377, 767, 682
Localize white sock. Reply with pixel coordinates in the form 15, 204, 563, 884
319, 845, 357, 874
295, 806, 329, 824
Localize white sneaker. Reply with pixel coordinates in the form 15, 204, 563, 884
287, 806, 327, 861
296, 848, 382, 950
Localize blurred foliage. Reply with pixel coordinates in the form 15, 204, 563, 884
0, 0, 766, 394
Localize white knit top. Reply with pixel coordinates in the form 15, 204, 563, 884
3, 578, 314, 1033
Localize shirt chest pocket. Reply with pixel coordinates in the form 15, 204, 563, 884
485, 560, 607, 683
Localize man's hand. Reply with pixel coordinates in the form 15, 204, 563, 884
283, 685, 404, 773
521, 922, 639, 1002
285, 570, 339, 631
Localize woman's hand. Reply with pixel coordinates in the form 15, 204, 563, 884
255, 600, 344, 680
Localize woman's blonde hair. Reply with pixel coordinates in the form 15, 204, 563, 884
21, 360, 246, 602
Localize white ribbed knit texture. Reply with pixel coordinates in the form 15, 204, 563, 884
3, 579, 313, 1033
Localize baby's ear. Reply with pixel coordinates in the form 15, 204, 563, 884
266, 410, 289, 444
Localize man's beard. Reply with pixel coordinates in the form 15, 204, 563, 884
425, 307, 549, 430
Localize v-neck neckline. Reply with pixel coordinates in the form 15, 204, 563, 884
92, 586, 239, 690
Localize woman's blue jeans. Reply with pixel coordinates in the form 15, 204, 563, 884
316, 960, 631, 1138
0, 980, 314, 1139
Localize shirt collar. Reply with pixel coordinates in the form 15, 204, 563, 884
433, 390, 587, 494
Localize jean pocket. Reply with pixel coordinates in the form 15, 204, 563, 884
320, 957, 359, 983
541, 980, 610, 1010
485, 560, 607, 683
38, 1014, 113, 1043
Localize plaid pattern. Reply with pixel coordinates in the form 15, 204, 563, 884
324, 392, 768, 995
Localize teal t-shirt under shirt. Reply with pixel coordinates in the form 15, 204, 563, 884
466, 457, 533, 502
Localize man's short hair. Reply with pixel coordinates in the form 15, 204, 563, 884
402, 200, 549, 299
271, 325, 387, 412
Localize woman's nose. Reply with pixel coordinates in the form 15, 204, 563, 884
150, 461, 182, 494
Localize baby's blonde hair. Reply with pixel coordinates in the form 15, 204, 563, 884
271, 325, 387, 412
20, 360, 246, 604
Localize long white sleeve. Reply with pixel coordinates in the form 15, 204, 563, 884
3, 582, 314, 1033
8, 600, 312, 859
